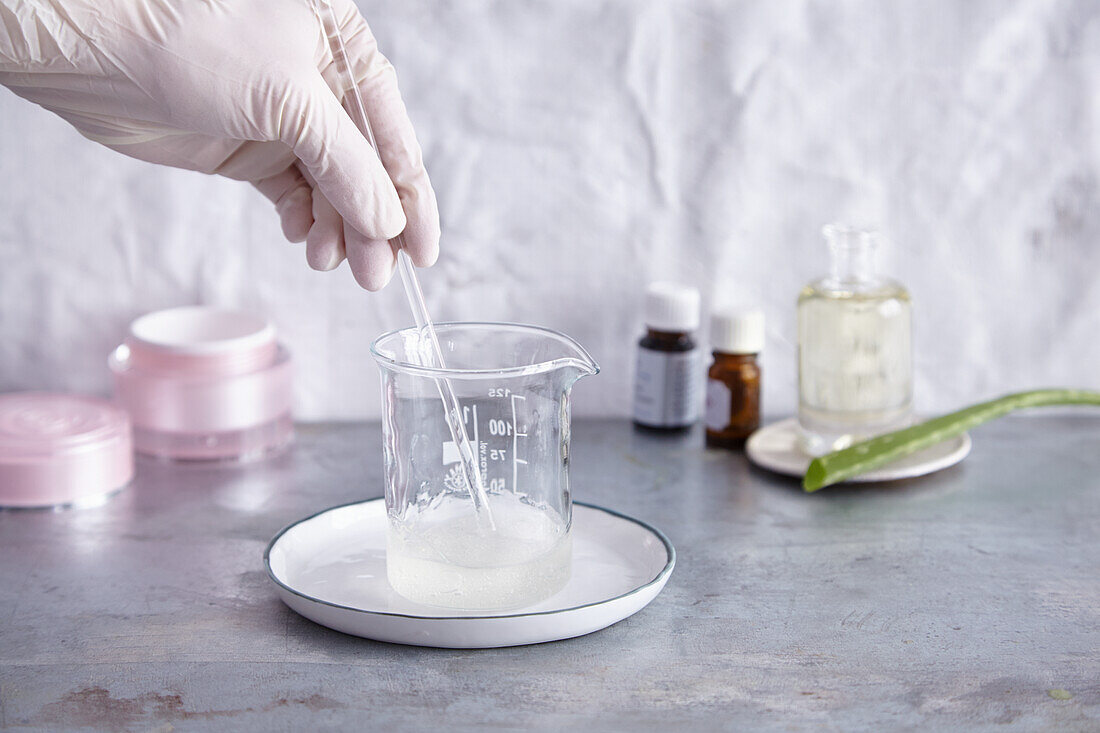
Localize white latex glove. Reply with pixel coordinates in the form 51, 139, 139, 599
0, 0, 439, 290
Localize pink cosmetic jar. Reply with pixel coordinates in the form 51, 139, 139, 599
0, 392, 133, 508
109, 306, 293, 461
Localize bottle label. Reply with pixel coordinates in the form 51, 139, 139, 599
704, 379, 732, 431
633, 347, 701, 427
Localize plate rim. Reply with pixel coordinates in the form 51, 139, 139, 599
264, 498, 676, 622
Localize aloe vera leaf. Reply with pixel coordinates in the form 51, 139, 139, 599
802, 389, 1100, 492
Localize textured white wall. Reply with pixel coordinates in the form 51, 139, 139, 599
1, 0, 1097, 420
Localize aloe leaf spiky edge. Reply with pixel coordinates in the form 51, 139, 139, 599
802, 389, 1100, 492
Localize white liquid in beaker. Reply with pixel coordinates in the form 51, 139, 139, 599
387, 492, 571, 610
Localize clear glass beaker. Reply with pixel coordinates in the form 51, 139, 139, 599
370, 322, 599, 610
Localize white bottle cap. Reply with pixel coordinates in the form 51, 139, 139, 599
710, 309, 765, 354
644, 282, 700, 332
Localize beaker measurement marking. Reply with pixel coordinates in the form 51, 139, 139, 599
511, 394, 526, 494
448, 392, 527, 494
472, 404, 488, 479
487, 419, 512, 436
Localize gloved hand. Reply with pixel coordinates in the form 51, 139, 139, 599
0, 0, 439, 290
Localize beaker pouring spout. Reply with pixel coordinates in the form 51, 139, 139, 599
552, 334, 600, 385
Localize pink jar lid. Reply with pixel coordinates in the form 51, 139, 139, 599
0, 392, 133, 508
125, 307, 279, 375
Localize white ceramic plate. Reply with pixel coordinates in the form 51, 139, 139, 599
746, 417, 971, 483
265, 499, 675, 648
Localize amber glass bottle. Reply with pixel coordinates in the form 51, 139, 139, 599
704, 310, 764, 448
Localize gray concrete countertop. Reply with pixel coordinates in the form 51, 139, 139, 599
1, 416, 1098, 731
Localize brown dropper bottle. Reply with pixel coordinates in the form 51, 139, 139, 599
704, 309, 764, 448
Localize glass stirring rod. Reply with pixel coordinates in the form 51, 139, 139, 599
310, 0, 495, 531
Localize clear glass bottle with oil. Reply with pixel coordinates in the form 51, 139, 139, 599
797, 224, 912, 455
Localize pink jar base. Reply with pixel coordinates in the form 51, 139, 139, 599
133, 412, 293, 463
110, 307, 294, 464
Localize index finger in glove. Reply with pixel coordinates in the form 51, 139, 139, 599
332, 0, 441, 268
277, 70, 407, 242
